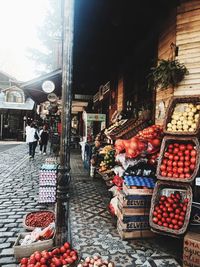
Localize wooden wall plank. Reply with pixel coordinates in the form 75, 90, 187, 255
177, 1, 200, 14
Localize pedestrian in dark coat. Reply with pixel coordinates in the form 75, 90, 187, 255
39, 125, 49, 155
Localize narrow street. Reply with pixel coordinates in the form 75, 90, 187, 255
0, 144, 181, 266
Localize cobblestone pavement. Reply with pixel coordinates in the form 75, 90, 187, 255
0, 144, 48, 266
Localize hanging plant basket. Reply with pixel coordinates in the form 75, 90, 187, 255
148, 59, 189, 90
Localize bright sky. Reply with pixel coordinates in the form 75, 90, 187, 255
0, 0, 50, 82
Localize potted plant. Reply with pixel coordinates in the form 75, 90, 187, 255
148, 59, 189, 90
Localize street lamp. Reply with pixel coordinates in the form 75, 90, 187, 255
55, 0, 75, 246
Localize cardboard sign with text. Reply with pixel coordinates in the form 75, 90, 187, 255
183, 232, 200, 267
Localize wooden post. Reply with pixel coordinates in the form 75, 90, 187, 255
55, 0, 74, 246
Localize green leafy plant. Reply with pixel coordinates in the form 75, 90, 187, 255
148, 59, 189, 90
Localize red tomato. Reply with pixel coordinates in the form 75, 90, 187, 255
179, 144, 186, 151
180, 211, 185, 216
160, 196, 167, 201
161, 171, 167, 177
184, 161, 190, 167
66, 257, 74, 264
165, 202, 171, 208
170, 213, 175, 218
185, 174, 191, 179
169, 154, 174, 160
164, 152, 170, 158
178, 221, 183, 227
187, 144, 194, 150
153, 211, 157, 216
174, 173, 179, 178
167, 166, 173, 172
174, 225, 180, 230
151, 138, 161, 147
191, 157, 196, 164
64, 242, 70, 250
157, 214, 162, 219
166, 217, 171, 223
158, 221, 163, 226
184, 198, 189, 203
179, 174, 185, 179
178, 167, 184, 174
179, 215, 185, 221
167, 160, 173, 166
163, 222, 168, 228
168, 144, 174, 149
35, 253, 42, 262
191, 150, 197, 157
60, 246, 66, 254
167, 197, 174, 204
40, 258, 47, 264
174, 143, 179, 147
160, 164, 166, 171
161, 217, 166, 223
21, 258, 28, 264
169, 224, 174, 229
184, 167, 190, 173
168, 207, 173, 212
163, 159, 167, 164
172, 161, 177, 167
172, 219, 178, 225
178, 161, 184, 167
175, 208, 181, 214
178, 152, 183, 157
184, 150, 190, 155
179, 156, 184, 161
175, 214, 179, 220
167, 172, 173, 177
185, 155, 190, 161
190, 164, 195, 170
173, 148, 179, 154
163, 212, 168, 218
174, 155, 179, 161
163, 207, 167, 212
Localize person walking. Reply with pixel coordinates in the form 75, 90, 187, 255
26, 123, 39, 159
39, 125, 49, 155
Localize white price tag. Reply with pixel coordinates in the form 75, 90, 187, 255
195, 177, 200, 186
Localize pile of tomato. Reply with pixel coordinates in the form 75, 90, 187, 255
160, 142, 197, 179
20, 242, 77, 267
152, 192, 189, 230
25, 211, 55, 228
136, 125, 163, 140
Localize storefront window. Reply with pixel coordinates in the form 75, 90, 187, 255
6, 91, 24, 103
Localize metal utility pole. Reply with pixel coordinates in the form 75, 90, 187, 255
55, 0, 74, 246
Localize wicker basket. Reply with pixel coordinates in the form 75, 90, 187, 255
163, 95, 200, 136
23, 210, 55, 231
13, 232, 54, 259
156, 136, 200, 183
149, 181, 192, 236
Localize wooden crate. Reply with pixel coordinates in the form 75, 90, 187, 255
123, 183, 153, 196
117, 189, 152, 216
117, 220, 154, 240
13, 232, 54, 260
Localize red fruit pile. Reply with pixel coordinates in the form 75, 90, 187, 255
25, 211, 55, 228
152, 192, 189, 230
160, 142, 197, 179
136, 125, 163, 140
20, 242, 77, 267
